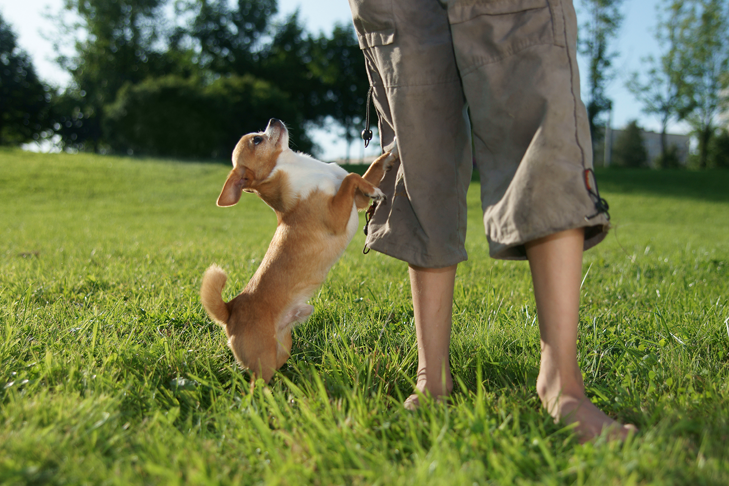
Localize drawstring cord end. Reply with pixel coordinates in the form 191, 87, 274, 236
361, 86, 374, 148
584, 168, 610, 221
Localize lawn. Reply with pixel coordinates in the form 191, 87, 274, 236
1, 147, 728, 485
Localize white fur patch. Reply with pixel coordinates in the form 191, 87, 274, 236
346, 203, 359, 238
271, 150, 348, 201
265, 148, 360, 245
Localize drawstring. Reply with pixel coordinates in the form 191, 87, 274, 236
584, 168, 610, 221
361, 86, 373, 148
362, 85, 376, 254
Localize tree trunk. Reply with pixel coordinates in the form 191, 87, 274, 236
660, 112, 669, 160
0, 98, 5, 145
698, 127, 711, 169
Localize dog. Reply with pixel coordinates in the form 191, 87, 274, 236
200, 119, 398, 383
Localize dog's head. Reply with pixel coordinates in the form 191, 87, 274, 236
217, 118, 289, 207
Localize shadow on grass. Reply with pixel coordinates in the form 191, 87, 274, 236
594, 168, 729, 203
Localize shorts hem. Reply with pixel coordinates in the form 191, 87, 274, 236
488, 220, 609, 261
365, 237, 468, 269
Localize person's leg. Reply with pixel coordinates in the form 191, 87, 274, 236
526, 228, 636, 442
403, 264, 457, 410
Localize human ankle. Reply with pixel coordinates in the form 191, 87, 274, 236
415, 370, 453, 398
536, 372, 585, 417
404, 376, 452, 411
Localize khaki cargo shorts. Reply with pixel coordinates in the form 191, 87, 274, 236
349, 0, 610, 266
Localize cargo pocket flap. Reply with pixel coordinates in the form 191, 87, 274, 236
349, 0, 396, 48
356, 29, 396, 49
449, 0, 549, 24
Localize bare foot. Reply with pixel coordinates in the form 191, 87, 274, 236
403, 393, 422, 411
403, 390, 450, 411
549, 394, 638, 443
403, 374, 453, 411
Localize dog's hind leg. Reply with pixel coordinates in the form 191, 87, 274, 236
276, 330, 293, 369
279, 304, 315, 330
272, 304, 312, 369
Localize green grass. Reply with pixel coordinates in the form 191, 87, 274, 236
1, 147, 728, 485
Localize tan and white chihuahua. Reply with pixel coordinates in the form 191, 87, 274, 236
201, 119, 397, 383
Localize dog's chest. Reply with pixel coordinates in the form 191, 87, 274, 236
277, 156, 347, 200
275, 154, 359, 240
345, 204, 359, 238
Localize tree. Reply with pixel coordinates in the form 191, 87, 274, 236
679, 0, 729, 169
105, 74, 314, 158
180, 0, 278, 75
258, 12, 327, 126
578, 0, 624, 144
626, 0, 694, 165
309, 23, 369, 160
708, 127, 729, 169
49, 0, 368, 158
53, 0, 326, 156
53, 0, 175, 151
612, 120, 648, 168
0, 14, 50, 145
104, 75, 216, 158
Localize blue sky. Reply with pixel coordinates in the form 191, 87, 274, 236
1, 0, 682, 159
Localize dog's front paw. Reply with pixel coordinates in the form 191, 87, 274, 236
384, 155, 397, 172
384, 140, 399, 171
369, 187, 386, 202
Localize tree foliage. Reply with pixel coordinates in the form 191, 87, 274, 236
0, 14, 51, 146
53, 0, 175, 152
678, 0, 729, 169
105, 74, 310, 158
258, 12, 328, 126
626, 1, 694, 162
708, 128, 729, 169
309, 23, 369, 160
578, 0, 624, 143
44, 0, 368, 158
612, 120, 648, 168
180, 0, 278, 75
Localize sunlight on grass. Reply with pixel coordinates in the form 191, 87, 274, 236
1, 148, 728, 484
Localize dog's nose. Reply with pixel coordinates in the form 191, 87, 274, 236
266, 118, 287, 134
269, 118, 282, 128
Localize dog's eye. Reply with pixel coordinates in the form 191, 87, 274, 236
253, 136, 263, 146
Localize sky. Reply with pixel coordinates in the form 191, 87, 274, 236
0, 0, 686, 160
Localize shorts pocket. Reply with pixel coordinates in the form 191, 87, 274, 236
348, 0, 396, 49
448, 0, 558, 70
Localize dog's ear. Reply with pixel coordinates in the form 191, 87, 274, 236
217, 169, 248, 207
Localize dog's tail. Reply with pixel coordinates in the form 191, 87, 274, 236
200, 264, 230, 325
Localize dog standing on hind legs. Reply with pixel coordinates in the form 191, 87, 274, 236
200, 119, 398, 383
